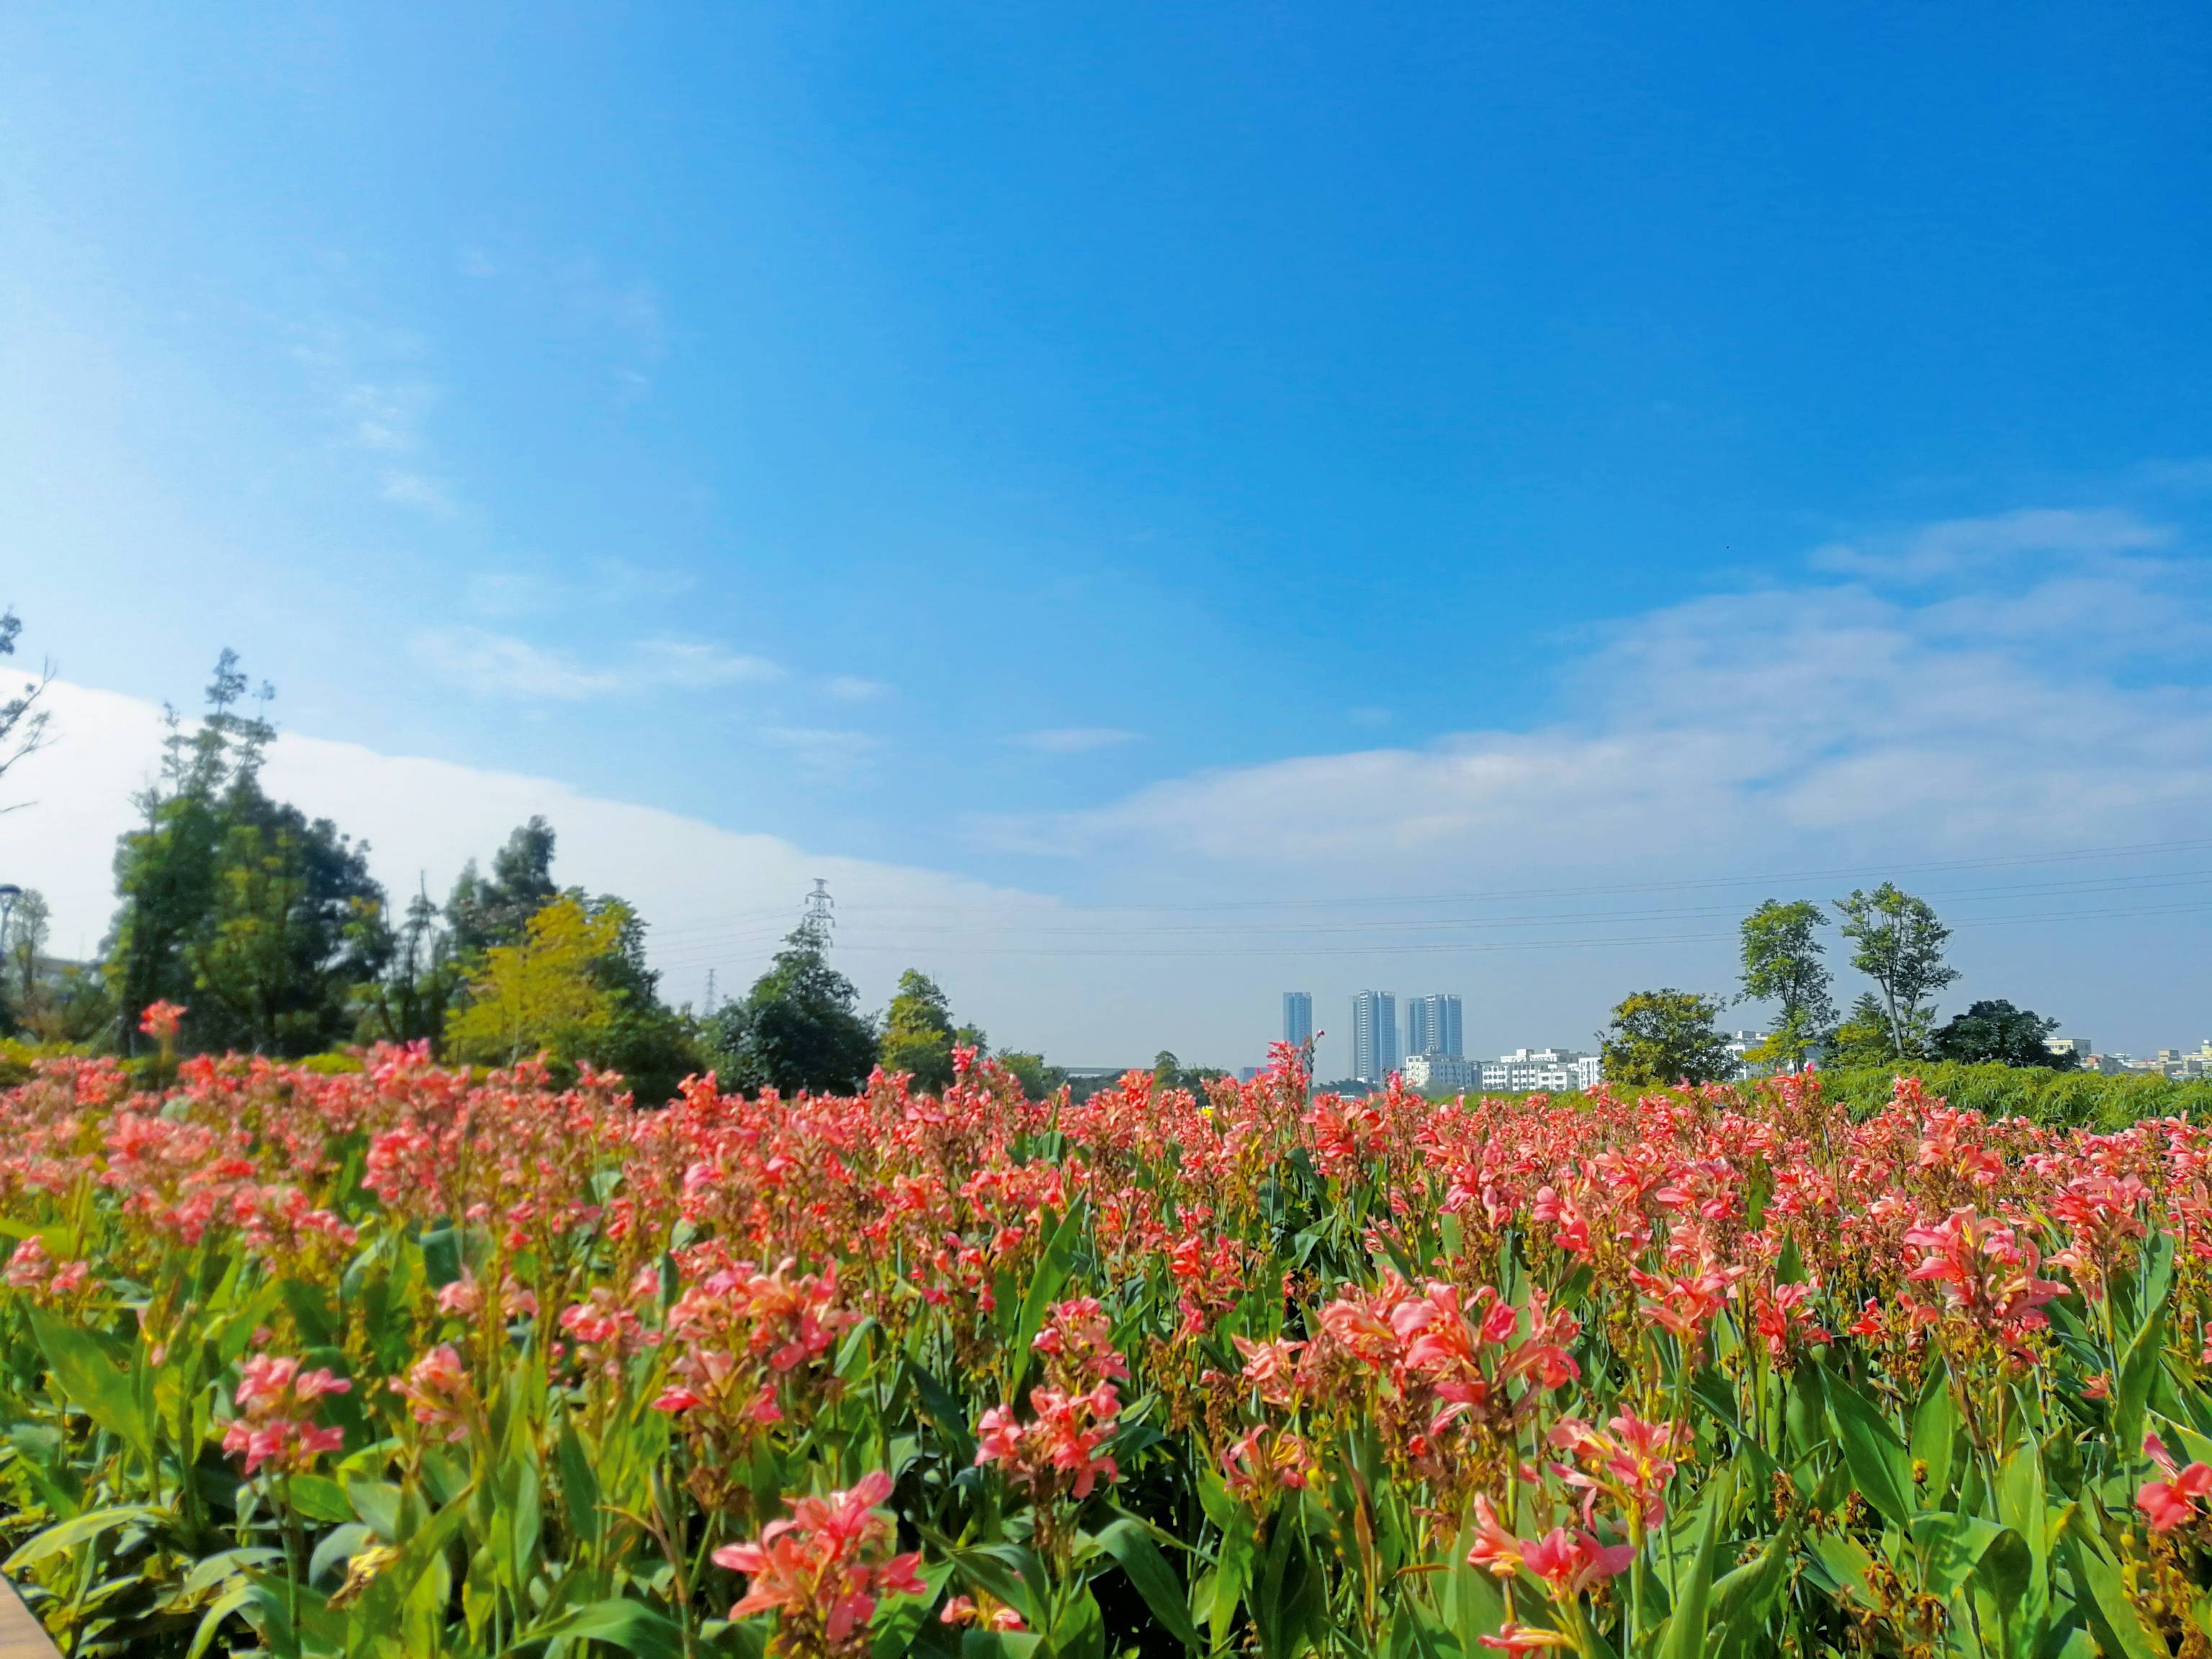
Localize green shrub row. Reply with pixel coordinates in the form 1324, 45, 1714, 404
1809, 1058, 2212, 1127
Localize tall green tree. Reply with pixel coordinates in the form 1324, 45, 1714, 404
1833, 883, 1959, 1061
1737, 899, 1834, 1071
104, 655, 389, 1056
879, 969, 961, 1093
446, 818, 559, 956
706, 926, 878, 1096
1601, 989, 1734, 1087
1933, 999, 2078, 1070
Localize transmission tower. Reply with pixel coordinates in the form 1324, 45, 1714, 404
703, 968, 716, 1011
800, 878, 836, 946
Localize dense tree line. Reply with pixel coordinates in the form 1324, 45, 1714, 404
0, 644, 1063, 1102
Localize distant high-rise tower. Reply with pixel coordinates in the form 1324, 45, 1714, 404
1407, 994, 1465, 1058
1282, 992, 1314, 1053
1351, 991, 1399, 1082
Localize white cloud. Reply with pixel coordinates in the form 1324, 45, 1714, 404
981, 508, 2212, 884
825, 675, 890, 704
1011, 727, 1140, 755
1809, 506, 2171, 583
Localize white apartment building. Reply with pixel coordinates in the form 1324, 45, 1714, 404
1402, 1053, 1478, 1091
1479, 1047, 1601, 1092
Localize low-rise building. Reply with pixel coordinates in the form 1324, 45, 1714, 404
1721, 1030, 1768, 1078
1480, 1047, 1597, 1092
1402, 1053, 1477, 1092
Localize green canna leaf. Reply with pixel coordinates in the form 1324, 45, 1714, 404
1825, 1369, 1914, 1527
2, 1502, 166, 1571
2114, 1226, 2175, 1462
1091, 1517, 1201, 1650
1907, 1358, 1956, 1499
1656, 1472, 1729, 1659
518, 1595, 692, 1656
1007, 1204, 1087, 1400
2059, 1516, 2167, 1659
26, 1308, 158, 1468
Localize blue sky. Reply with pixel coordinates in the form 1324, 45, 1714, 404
4, 4, 2212, 1069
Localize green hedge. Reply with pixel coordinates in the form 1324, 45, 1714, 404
1809, 1060, 2212, 1128
1438, 1061, 2211, 1130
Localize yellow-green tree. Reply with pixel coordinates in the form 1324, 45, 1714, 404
445, 894, 627, 1068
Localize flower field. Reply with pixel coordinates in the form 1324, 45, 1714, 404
0, 1039, 2205, 1659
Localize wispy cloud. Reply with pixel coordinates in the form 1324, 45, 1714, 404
978, 506, 2212, 871
825, 675, 890, 704
643, 639, 783, 689
411, 628, 786, 701
379, 469, 458, 517
1809, 507, 2171, 583
412, 628, 616, 700
1010, 727, 1140, 755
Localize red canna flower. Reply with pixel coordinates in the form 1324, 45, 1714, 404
2139, 1434, 2212, 1532
711, 1471, 925, 1657
138, 1001, 186, 1042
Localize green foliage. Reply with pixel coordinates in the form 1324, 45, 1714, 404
1601, 987, 1733, 1086
102, 653, 391, 1058
1825, 990, 1899, 1068
1737, 898, 1833, 1069
441, 892, 695, 1097
996, 1051, 1064, 1100
445, 891, 629, 1066
445, 817, 558, 958
1815, 1058, 2212, 1126
1932, 998, 2077, 1069
354, 883, 462, 1049
880, 969, 961, 1092
706, 925, 878, 1094
1834, 882, 1958, 1059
